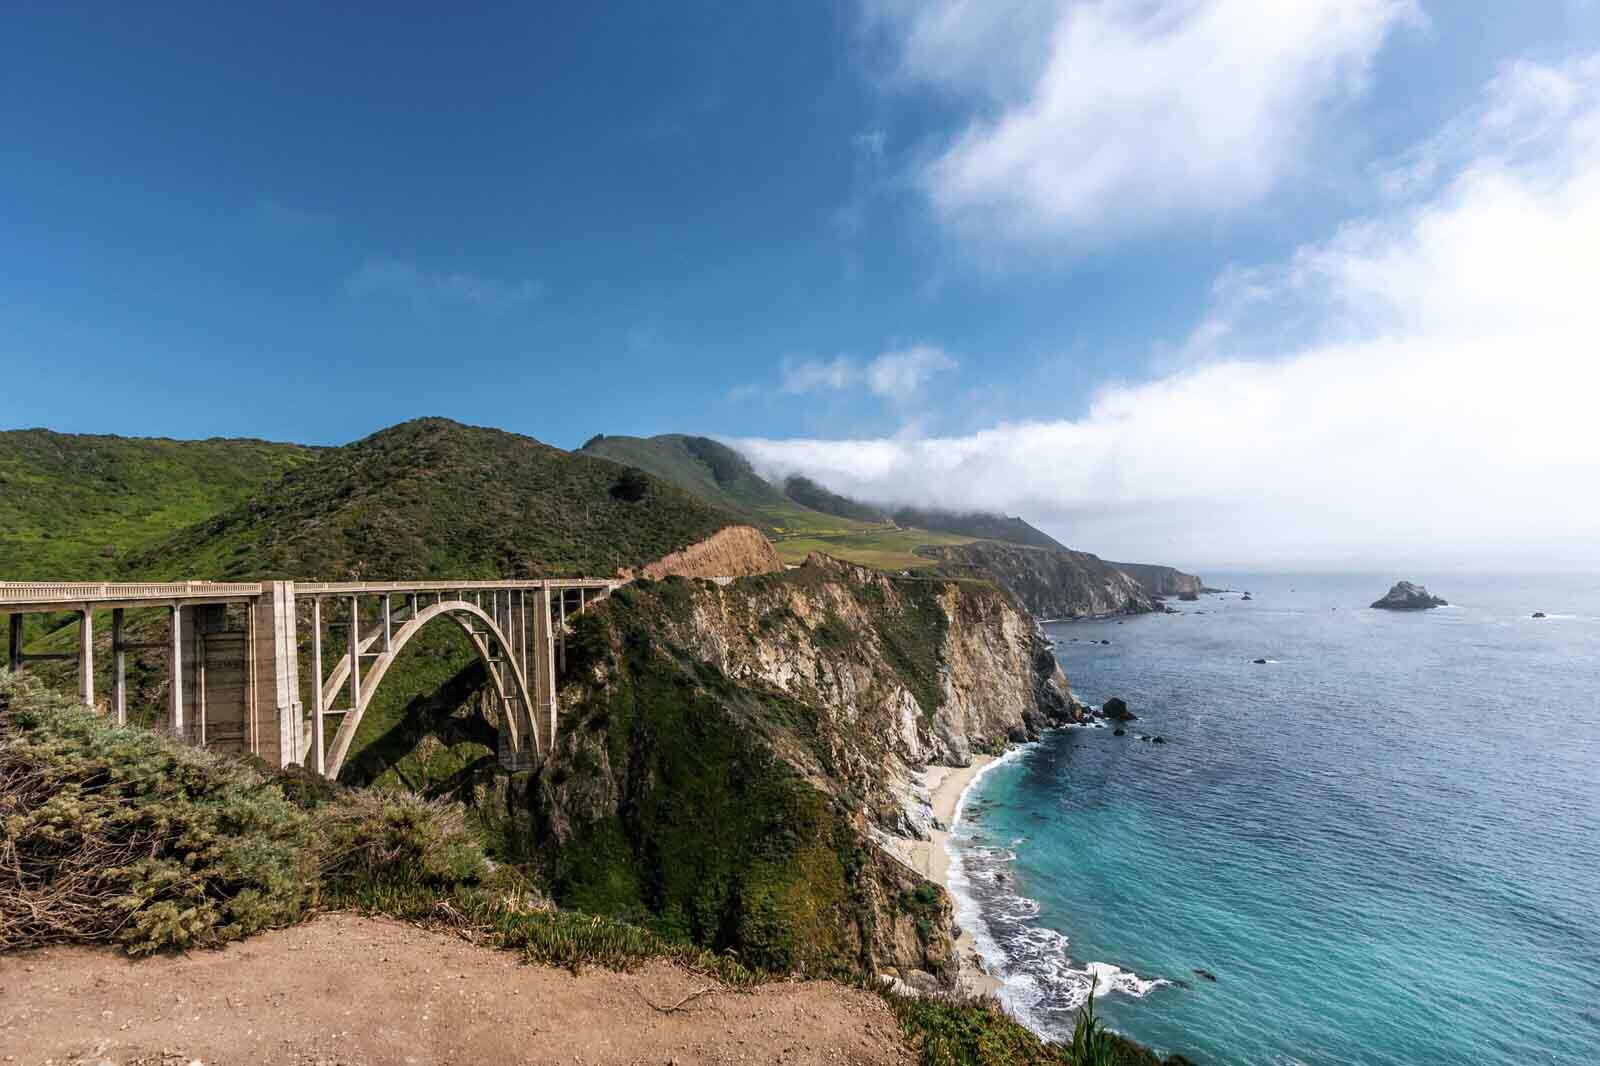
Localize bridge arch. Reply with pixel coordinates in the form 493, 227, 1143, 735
321, 599, 540, 779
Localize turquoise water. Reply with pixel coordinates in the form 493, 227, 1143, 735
949, 573, 1600, 1065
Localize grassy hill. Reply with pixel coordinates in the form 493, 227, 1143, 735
126, 419, 741, 581
889, 507, 1066, 552
0, 429, 319, 579
580, 433, 976, 568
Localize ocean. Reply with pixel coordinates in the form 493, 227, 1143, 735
947, 572, 1600, 1065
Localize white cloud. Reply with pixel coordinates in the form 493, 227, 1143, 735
778, 345, 958, 402
346, 257, 543, 310
738, 56, 1600, 571
864, 0, 1418, 242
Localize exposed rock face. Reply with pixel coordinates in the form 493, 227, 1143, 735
525, 553, 1082, 986
1108, 561, 1207, 598
637, 523, 783, 580
632, 553, 1079, 779
916, 540, 1153, 620
1371, 581, 1448, 610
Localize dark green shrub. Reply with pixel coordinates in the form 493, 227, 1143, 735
314, 787, 490, 892
0, 671, 317, 955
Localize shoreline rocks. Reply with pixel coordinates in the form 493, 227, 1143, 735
1370, 581, 1448, 610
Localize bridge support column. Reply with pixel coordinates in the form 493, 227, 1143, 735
533, 587, 557, 747
111, 608, 126, 725
7, 614, 21, 673
77, 608, 94, 707
168, 605, 184, 736
310, 597, 325, 775
557, 590, 567, 673
251, 581, 303, 768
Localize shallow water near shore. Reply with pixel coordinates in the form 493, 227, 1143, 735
950, 572, 1600, 1066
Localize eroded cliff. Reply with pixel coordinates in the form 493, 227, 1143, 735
915, 539, 1154, 619
1109, 561, 1207, 599
518, 553, 1081, 988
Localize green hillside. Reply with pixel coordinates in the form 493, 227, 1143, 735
889, 507, 1066, 551
577, 433, 866, 535
783, 475, 888, 523
0, 429, 319, 579
579, 433, 788, 513
126, 419, 742, 581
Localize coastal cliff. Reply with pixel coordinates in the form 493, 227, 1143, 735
915, 540, 1154, 619
520, 554, 1081, 987
1108, 561, 1207, 599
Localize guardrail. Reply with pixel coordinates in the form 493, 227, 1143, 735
0, 581, 265, 608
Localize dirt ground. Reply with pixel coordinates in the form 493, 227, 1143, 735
0, 914, 916, 1066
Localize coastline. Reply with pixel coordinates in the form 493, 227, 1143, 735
909, 755, 1004, 998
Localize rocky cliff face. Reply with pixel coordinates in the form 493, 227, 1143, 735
637, 523, 783, 580
519, 553, 1080, 987
1108, 561, 1206, 598
915, 540, 1154, 619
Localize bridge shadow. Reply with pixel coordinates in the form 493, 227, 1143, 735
337, 654, 501, 805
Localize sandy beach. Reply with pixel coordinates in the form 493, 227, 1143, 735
906, 755, 1004, 998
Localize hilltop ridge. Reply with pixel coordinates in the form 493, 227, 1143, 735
0, 428, 319, 579
124, 418, 745, 581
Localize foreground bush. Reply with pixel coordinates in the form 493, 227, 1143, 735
0, 671, 489, 955
311, 786, 489, 890
0, 671, 317, 954
886, 987, 1194, 1066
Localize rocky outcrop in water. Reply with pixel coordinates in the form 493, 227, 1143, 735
1371, 581, 1448, 610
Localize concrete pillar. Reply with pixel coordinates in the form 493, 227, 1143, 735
310, 597, 325, 775
111, 608, 126, 725
180, 606, 199, 743
185, 604, 248, 754
78, 608, 94, 707
169, 605, 184, 735
348, 596, 361, 715
531, 587, 557, 751
250, 582, 302, 768
9, 614, 22, 672
557, 589, 567, 674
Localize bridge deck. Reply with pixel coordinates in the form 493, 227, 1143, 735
0, 578, 618, 613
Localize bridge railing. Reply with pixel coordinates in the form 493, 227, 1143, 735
0, 581, 265, 609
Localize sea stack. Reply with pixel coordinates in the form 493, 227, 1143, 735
1370, 581, 1448, 610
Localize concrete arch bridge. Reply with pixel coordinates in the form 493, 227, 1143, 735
0, 578, 618, 776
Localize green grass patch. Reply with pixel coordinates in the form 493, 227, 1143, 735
772, 528, 976, 570
0, 428, 318, 580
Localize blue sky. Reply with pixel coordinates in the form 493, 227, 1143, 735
5, 2, 1600, 567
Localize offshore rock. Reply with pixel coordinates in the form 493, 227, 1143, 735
1370, 581, 1448, 610
1102, 697, 1137, 721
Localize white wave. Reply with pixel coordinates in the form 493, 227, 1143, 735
943, 744, 1039, 993
943, 743, 1171, 1040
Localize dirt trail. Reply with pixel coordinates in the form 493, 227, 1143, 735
0, 914, 914, 1066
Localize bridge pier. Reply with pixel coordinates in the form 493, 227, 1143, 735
77, 609, 94, 707
251, 581, 302, 767
168, 605, 184, 736
111, 608, 126, 725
